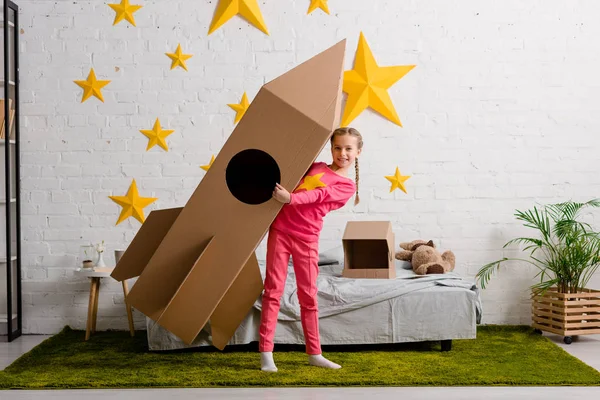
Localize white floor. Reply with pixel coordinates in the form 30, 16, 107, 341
1, 333, 599, 399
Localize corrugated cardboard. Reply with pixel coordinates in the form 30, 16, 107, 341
342, 221, 396, 279
111, 40, 347, 349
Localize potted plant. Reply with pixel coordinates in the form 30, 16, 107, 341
79, 244, 95, 269
476, 199, 600, 344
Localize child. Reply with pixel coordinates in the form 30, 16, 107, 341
259, 127, 364, 372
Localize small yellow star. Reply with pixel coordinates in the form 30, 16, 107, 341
296, 173, 327, 191
385, 167, 411, 194
74, 68, 111, 103
200, 155, 216, 171
343, 32, 416, 127
109, 179, 158, 225
228, 92, 250, 124
166, 44, 193, 71
108, 0, 143, 27
139, 118, 175, 151
308, 0, 330, 15
208, 0, 269, 35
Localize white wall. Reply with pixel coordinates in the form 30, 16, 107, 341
12, 0, 600, 333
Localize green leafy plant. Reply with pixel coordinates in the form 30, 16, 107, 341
476, 199, 600, 294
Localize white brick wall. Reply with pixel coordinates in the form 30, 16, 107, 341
10, 0, 600, 334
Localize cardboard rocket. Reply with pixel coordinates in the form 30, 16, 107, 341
111, 40, 347, 349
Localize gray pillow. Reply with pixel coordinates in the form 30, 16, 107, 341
318, 245, 345, 266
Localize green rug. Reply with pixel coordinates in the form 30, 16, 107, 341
1, 325, 599, 388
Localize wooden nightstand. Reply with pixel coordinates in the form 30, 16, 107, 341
75, 267, 135, 341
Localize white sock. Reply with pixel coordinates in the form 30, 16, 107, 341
260, 352, 278, 372
308, 354, 342, 369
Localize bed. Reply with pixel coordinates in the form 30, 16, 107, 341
146, 249, 481, 352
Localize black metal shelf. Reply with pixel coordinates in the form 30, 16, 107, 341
1, 0, 22, 342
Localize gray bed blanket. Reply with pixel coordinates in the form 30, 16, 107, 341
256, 260, 482, 324
146, 258, 482, 351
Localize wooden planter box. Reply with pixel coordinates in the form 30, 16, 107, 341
532, 287, 600, 343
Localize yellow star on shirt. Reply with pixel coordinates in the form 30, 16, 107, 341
385, 167, 411, 194
228, 92, 250, 124
308, 0, 330, 15
109, 179, 158, 225
342, 32, 416, 127
73, 68, 111, 103
200, 155, 216, 171
139, 118, 175, 151
166, 44, 193, 71
108, 0, 143, 27
208, 0, 269, 35
297, 173, 327, 191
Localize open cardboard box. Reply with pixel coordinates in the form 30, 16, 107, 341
111, 40, 347, 349
342, 221, 396, 279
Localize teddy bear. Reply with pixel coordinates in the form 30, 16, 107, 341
395, 240, 456, 275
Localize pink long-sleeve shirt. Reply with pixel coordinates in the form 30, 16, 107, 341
271, 162, 356, 242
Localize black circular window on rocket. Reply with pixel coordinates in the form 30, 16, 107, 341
226, 149, 281, 205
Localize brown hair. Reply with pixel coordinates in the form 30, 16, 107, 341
330, 127, 363, 205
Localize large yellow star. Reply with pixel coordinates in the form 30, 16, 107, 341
385, 167, 411, 194
342, 32, 416, 127
166, 44, 193, 71
200, 155, 216, 171
308, 0, 330, 15
139, 118, 175, 151
296, 173, 327, 191
108, 0, 143, 27
208, 0, 269, 35
73, 68, 111, 103
228, 92, 250, 124
109, 179, 157, 225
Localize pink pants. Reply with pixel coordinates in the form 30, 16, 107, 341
259, 228, 321, 355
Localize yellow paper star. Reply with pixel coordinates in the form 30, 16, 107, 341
385, 167, 411, 194
108, 0, 143, 27
228, 92, 250, 124
166, 44, 193, 71
200, 155, 216, 171
139, 118, 175, 151
342, 32, 416, 127
208, 0, 269, 35
308, 0, 330, 15
296, 173, 327, 191
73, 68, 111, 103
109, 179, 158, 225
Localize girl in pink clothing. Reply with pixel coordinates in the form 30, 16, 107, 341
259, 127, 364, 372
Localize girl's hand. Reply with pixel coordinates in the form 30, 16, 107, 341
272, 183, 291, 204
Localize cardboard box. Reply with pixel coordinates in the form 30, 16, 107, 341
342, 221, 396, 279
111, 40, 347, 349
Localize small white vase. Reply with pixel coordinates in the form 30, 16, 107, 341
96, 252, 106, 268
